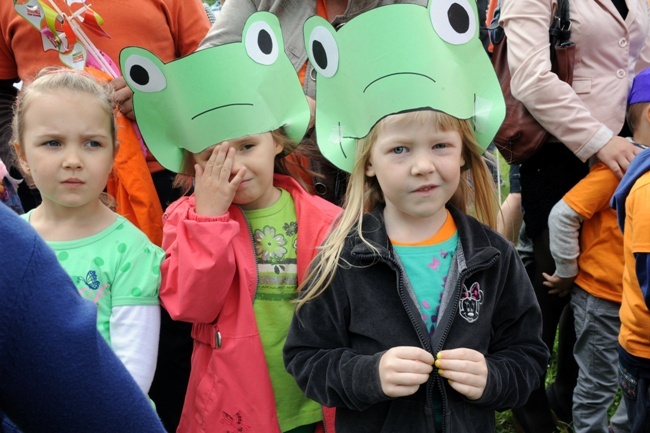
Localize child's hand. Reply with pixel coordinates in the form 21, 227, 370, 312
194, 143, 246, 216
378, 346, 434, 398
542, 272, 575, 297
435, 348, 487, 401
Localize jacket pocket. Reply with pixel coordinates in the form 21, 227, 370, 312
572, 78, 591, 94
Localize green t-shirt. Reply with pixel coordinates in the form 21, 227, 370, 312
21, 211, 164, 344
243, 189, 322, 432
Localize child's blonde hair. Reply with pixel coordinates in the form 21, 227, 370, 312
172, 128, 314, 194
297, 110, 498, 310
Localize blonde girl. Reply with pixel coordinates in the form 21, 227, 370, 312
283, 109, 549, 433
12, 68, 163, 394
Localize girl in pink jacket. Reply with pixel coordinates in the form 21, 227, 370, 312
119, 12, 341, 432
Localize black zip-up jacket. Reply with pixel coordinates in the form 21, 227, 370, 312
284, 205, 549, 433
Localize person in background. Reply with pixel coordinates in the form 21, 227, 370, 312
500, 0, 650, 430
611, 71, 650, 433
0, 3, 211, 429
542, 67, 650, 433
0, 202, 166, 433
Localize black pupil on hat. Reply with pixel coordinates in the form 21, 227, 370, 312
313, 40, 328, 70
258, 29, 273, 55
448, 3, 470, 34
130, 65, 149, 86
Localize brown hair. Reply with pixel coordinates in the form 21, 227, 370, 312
626, 101, 650, 134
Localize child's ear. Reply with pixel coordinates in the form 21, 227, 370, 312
13, 142, 29, 173
366, 161, 375, 177
274, 139, 283, 156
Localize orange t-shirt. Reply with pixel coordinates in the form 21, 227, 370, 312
0, 0, 210, 80
619, 170, 650, 358
0, 0, 210, 244
563, 162, 624, 303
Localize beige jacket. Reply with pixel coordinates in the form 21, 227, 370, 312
501, 0, 650, 161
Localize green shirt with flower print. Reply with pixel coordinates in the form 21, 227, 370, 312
243, 189, 322, 432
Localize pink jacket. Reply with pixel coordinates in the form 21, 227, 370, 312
160, 175, 340, 433
501, 0, 650, 161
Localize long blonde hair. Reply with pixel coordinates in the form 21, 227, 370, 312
296, 110, 498, 310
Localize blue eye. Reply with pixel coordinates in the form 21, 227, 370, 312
433, 143, 447, 149
392, 146, 406, 154
85, 140, 102, 148
43, 140, 61, 147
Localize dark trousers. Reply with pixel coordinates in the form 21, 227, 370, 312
148, 169, 193, 432
619, 346, 650, 433
512, 143, 586, 433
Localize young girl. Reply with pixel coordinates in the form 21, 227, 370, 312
283, 108, 549, 433
12, 68, 163, 395
160, 129, 340, 433
283, 3, 549, 431
119, 13, 343, 432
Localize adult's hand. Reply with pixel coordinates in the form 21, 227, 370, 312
596, 135, 642, 179
110, 77, 135, 121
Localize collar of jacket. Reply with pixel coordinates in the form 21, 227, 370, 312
349, 204, 500, 273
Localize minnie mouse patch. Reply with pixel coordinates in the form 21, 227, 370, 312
459, 282, 483, 323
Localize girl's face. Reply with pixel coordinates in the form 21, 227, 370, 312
193, 132, 282, 210
17, 90, 115, 213
366, 115, 465, 230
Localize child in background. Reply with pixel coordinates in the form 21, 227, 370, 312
541, 69, 650, 433
611, 68, 650, 433
283, 3, 548, 432
12, 68, 163, 395
119, 13, 340, 433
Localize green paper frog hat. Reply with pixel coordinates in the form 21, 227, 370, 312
119, 12, 310, 173
305, 0, 505, 173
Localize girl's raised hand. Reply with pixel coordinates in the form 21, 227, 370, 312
378, 346, 435, 398
435, 348, 488, 400
194, 143, 246, 216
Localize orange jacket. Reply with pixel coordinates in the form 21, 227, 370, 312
87, 68, 163, 246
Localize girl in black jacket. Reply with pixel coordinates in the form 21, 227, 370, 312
283, 3, 548, 431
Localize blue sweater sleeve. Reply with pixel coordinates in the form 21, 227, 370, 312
0, 205, 165, 433
635, 252, 650, 310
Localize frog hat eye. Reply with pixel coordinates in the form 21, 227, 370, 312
430, 0, 476, 45
245, 20, 280, 65
123, 54, 167, 93
307, 25, 339, 78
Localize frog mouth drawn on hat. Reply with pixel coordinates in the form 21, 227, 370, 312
192, 103, 254, 121
363, 72, 436, 93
